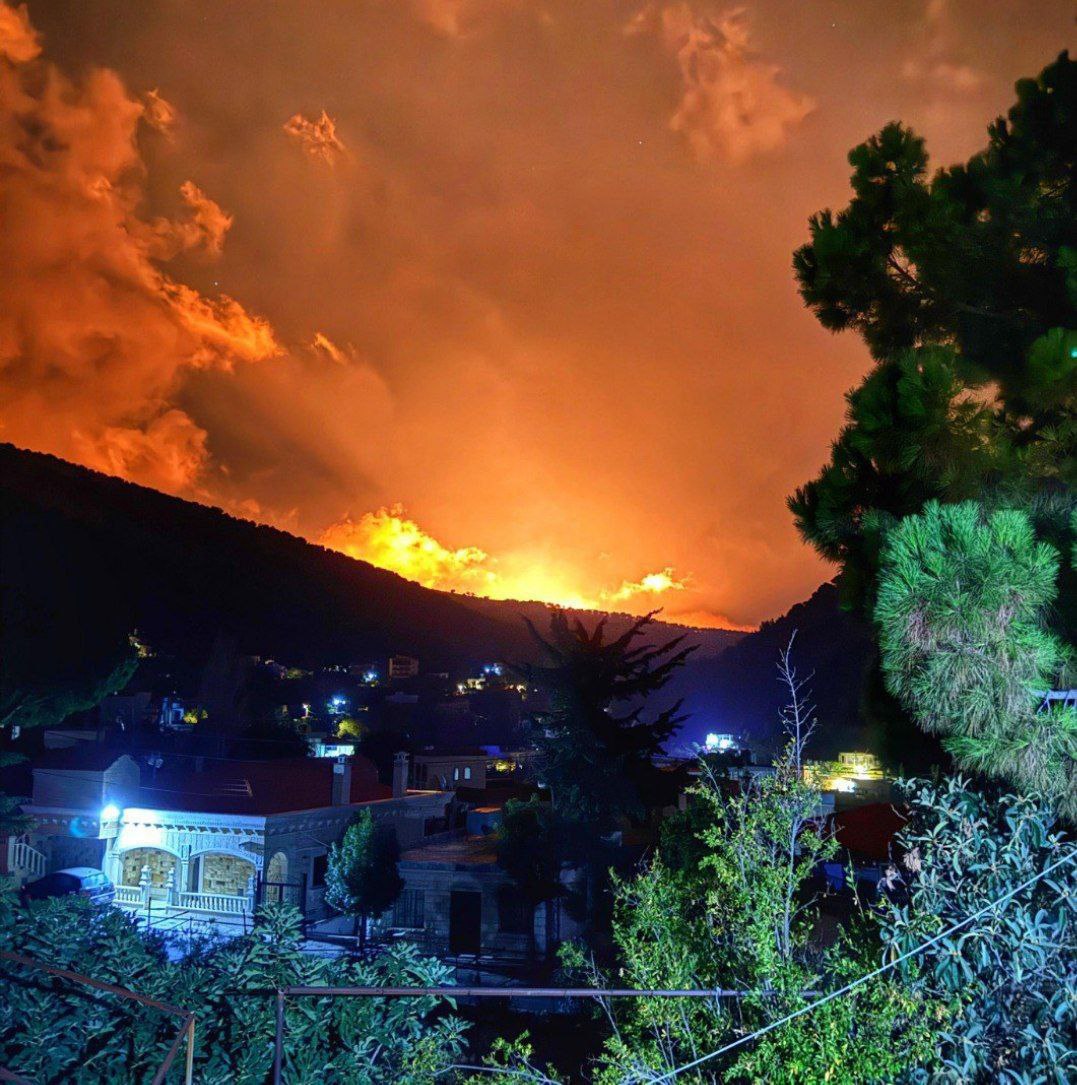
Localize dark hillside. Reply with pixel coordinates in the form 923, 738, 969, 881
666, 581, 878, 758
0, 444, 741, 675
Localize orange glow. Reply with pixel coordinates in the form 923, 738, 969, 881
319, 506, 717, 621
2, 1, 1067, 631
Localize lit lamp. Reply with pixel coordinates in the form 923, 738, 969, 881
99, 803, 122, 841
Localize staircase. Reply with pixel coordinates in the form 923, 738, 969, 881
6, 836, 46, 883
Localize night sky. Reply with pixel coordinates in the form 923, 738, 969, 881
1, 1, 1073, 627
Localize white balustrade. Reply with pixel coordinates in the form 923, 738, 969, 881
114, 884, 142, 904
176, 891, 250, 915
6, 838, 46, 881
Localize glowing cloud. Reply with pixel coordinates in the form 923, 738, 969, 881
604, 567, 689, 602
319, 506, 702, 619
901, 0, 983, 94
0, 2, 38, 63
142, 88, 178, 133
0, 1, 278, 494
628, 3, 815, 164
283, 110, 345, 163
141, 181, 234, 259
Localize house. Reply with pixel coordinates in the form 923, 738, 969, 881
388, 654, 420, 680
393, 835, 535, 961
411, 751, 487, 791
15, 748, 451, 925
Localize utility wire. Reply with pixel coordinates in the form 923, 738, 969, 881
645, 848, 1077, 1084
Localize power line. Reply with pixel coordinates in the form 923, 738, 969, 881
646, 848, 1077, 1084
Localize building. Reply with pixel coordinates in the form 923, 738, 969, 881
393, 835, 537, 960
411, 752, 487, 791
388, 654, 420, 680
14, 748, 450, 925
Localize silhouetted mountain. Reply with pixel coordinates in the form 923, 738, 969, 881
666, 581, 878, 759
0, 444, 742, 680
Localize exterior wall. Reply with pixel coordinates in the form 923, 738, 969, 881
394, 860, 534, 961
21, 786, 452, 922
412, 756, 486, 791
103, 807, 267, 906
32, 756, 140, 811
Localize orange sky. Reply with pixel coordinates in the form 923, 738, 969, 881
1, 1, 1073, 628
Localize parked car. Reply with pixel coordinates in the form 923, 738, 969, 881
23, 867, 116, 906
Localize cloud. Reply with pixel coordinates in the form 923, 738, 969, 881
74, 409, 211, 493
140, 181, 234, 259
604, 567, 689, 603
0, 2, 38, 62
320, 506, 699, 616
901, 0, 984, 94
311, 332, 350, 365
628, 3, 815, 164
0, 1, 278, 494
406, 1, 517, 38
283, 110, 346, 163
142, 87, 178, 133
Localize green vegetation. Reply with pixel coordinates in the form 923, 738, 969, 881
790, 52, 1077, 615
558, 650, 938, 1084
506, 611, 693, 939
885, 777, 1077, 1081
0, 896, 464, 1083
325, 808, 404, 949
876, 501, 1076, 814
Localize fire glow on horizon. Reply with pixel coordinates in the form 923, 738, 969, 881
319, 505, 751, 629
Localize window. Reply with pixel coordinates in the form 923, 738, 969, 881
497, 889, 533, 935
311, 853, 328, 887
453, 767, 460, 781
392, 888, 426, 929
464, 766, 472, 780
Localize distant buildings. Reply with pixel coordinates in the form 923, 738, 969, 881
388, 654, 420, 680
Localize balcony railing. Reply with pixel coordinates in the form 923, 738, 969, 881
176, 891, 250, 915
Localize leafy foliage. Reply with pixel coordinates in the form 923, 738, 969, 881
496, 796, 563, 955
0, 894, 465, 1083
793, 54, 1075, 407
562, 647, 938, 1083
875, 501, 1077, 815
325, 809, 403, 948
879, 777, 1077, 1082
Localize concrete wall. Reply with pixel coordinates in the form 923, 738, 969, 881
32, 756, 140, 811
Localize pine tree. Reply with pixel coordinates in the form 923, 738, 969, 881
790, 53, 1077, 617
524, 610, 694, 833
875, 500, 1077, 814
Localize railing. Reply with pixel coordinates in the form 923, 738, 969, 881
114, 884, 142, 904
177, 891, 250, 915
6, 839, 45, 883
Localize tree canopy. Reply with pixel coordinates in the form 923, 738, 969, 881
523, 610, 694, 833
790, 52, 1077, 617
325, 808, 403, 948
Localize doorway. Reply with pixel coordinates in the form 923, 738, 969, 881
449, 890, 482, 956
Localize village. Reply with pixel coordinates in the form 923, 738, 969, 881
3, 640, 897, 976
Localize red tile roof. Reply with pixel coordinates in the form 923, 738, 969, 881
129, 756, 390, 815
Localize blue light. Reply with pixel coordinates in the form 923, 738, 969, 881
101, 803, 121, 822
